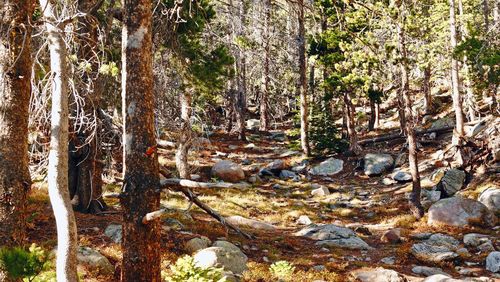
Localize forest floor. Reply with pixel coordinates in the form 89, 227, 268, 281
26, 106, 499, 281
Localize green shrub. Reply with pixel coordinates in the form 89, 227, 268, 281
162, 255, 226, 282
0, 244, 49, 282
269, 260, 295, 280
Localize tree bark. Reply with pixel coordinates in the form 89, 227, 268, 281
423, 65, 432, 115
121, 0, 161, 281
39, 0, 79, 280
298, 0, 310, 156
233, 0, 247, 141
398, 3, 424, 218
368, 98, 376, 131
0, 0, 33, 258
344, 92, 360, 154
260, 0, 271, 131
175, 90, 193, 179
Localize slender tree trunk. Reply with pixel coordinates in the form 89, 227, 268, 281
260, 0, 271, 131
375, 102, 380, 128
121, 0, 161, 280
39, 0, 78, 280
0, 0, 33, 261
423, 65, 432, 114
176, 90, 193, 179
398, 3, 424, 218
458, 0, 477, 122
368, 98, 376, 131
398, 91, 407, 134
298, 0, 310, 156
344, 92, 360, 154
449, 0, 466, 166
234, 0, 247, 141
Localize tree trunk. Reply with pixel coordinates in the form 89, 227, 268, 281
0, 0, 33, 258
234, 0, 247, 141
175, 90, 193, 179
39, 0, 79, 280
344, 92, 360, 154
260, 0, 271, 131
423, 65, 432, 114
375, 102, 380, 128
397, 91, 407, 134
121, 0, 161, 281
368, 98, 376, 131
398, 3, 424, 218
298, 0, 310, 156
449, 0, 466, 166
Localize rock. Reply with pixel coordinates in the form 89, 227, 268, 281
226, 215, 277, 231
428, 197, 497, 227
350, 267, 407, 282
295, 224, 371, 250
265, 159, 286, 171
296, 215, 312, 225
104, 224, 122, 243
244, 143, 256, 149
163, 218, 185, 231
423, 190, 442, 203
77, 247, 114, 275
423, 275, 494, 282
247, 175, 261, 184
382, 178, 397, 185
313, 265, 326, 271
211, 160, 245, 183
393, 171, 412, 182
478, 241, 496, 253
190, 174, 201, 181
279, 170, 297, 179
311, 186, 330, 197
431, 117, 455, 130
478, 188, 500, 215
246, 119, 260, 130
486, 252, 500, 273
270, 131, 286, 141
228, 145, 239, 150
364, 153, 394, 176
193, 243, 248, 275
463, 234, 491, 248
184, 237, 211, 254
309, 158, 344, 176
410, 233, 460, 264
354, 226, 372, 236
380, 257, 395, 265
438, 169, 466, 196
410, 232, 433, 240
412, 266, 448, 277
381, 228, 402, 244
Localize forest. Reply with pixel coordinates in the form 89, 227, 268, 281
0, 0, 499, 281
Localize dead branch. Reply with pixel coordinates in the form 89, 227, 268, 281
160, 178, 250, 189
359, 126, 455, 145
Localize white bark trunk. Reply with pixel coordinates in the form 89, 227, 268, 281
39, 0, 78, 280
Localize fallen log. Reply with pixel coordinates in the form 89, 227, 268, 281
160, 178, 250, 189
157, 139, 176, 149
359, 126, 455, 145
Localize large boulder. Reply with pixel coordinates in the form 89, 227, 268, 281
437, 169, 465, 197
193, 242, 248, 275
478, 188, 500, 215
410, 234, 460, 264
364, 153, 394, 176
226, 215, 277, 231
428, 197, 497, 227
350, 267, 407, 282
309, 158, 344, 176
486, 251, 500, 273
295, 224, 371, 250
77, 247, 114, 275
211, 160, 245, 183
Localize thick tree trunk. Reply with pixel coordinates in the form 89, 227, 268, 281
39, 0, 79, 280
449, 0, 466, 166
398, 5, 424, 218
344, 93, 360, 154
121, 0, 161, 281
260, 0, 271, 131
0, 0, 33, 258
175, 90, 193, 179
298, 0, 310, 156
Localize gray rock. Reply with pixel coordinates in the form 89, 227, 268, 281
211, 160, 245, 183
265, 159, 286, 171
194, 243, 248, 275
412, 265, 448, 277
350, 267, 407, 282
313, 265, 326, 271
478, 188, 500, 215
438, 169, 465, 196
163, 218, 185, 231
486, 251, 500, 273
478, 241, 496, 253
393, 171, 412, 182
226, 215, 277, 231
309, 158, 344, 176
279, 170, 297, 179
423, 190, 442, 203
410, 234, 460, 264
295, 224, 371, 250
463, 233, 491, 248
296, 215, 312, 225
423, 275, 494, 282
311, 186, 330, 197
246, 119, 260, 130
104, 224, 122, 243
380, 257, 396, 265
247, 175, 261, 184
428, 197, 497, 227
184, 237, 211, 254
77, 247, 114, 275
364, 153, 394, 176
431, 117, 455, 130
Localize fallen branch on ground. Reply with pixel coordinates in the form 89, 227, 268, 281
160, 178, 250, 189
359, 125, 455, 145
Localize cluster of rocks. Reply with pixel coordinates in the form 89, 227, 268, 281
294, 224, 371, 250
